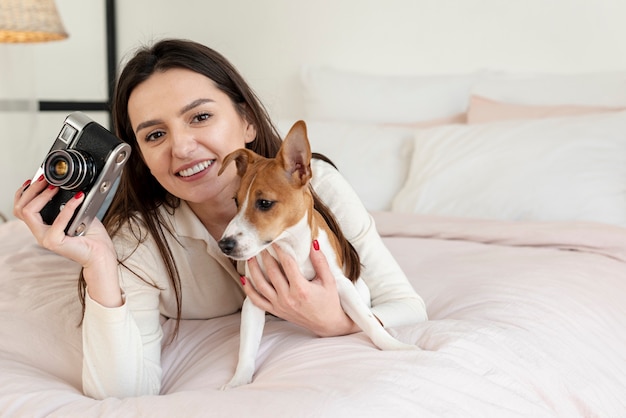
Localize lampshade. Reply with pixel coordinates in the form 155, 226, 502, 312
0, 0, 68, 43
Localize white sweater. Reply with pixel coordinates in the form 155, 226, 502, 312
81, 159, 427, 399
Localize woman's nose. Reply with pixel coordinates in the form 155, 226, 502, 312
171, 130, 197, 159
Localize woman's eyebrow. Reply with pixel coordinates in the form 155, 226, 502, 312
134, 98, 215, 133
135, 119, 161, 133
179, 98, 214, 115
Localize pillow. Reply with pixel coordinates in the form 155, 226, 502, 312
300, 66, 482, 125
468, 95, 625, 124
391, 111, 626, 227
468, 71, 626, 123
276, 119, 414, 211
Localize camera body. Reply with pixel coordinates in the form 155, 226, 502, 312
34, 112, 131, 236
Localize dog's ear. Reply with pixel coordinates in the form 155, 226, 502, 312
279, 120, 312, 187
219, 148, 254, 177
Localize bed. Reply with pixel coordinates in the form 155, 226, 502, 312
2, 68, 626, 417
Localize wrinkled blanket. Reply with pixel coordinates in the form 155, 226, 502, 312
1, 212, 625, 417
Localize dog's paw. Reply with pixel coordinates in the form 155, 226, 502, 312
220, 381, 241, 391
220, 382, 236, 391
220, 375, 253, 390
397, 342, 421, 351
379, 340, 420, 351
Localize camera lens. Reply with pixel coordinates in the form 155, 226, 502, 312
44, 149, 97, 191
51, 159, 69, 177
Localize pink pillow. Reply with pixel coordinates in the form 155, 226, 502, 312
467, 95, 625, 124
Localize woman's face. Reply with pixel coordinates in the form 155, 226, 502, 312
128, 68, 256, 205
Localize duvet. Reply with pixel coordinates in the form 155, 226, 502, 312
1, 211, 625, 417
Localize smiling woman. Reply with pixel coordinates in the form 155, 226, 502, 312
128, 68, 257, 213
11, 38, 427, 399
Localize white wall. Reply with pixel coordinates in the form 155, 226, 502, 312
2, 0, 626, 218
116, 0, 626, 120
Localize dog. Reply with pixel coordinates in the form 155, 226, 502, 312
217, 120, 416, 389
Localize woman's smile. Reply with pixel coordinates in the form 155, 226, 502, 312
176, 159, 215, 178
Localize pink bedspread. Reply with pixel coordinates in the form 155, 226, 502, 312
1, 212, 625, 417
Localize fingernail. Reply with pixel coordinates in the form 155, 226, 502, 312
74, 191, 84, 200
313, 240, 320, 251
37, 174, 45, 182
240, 275, 246, 286
22, 179, 31, 188
47, 184, 56, 190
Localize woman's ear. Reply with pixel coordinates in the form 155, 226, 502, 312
237, 103, 257, 143
244, 120, 257, 144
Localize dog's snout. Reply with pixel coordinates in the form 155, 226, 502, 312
218, 237, 237, 255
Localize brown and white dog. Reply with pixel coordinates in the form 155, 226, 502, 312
217, 121, 415, 389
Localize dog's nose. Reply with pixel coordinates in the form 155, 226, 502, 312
218, 237, 237, 255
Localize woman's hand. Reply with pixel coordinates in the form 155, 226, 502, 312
243, 241, 360, 337
13, 176, 122, 307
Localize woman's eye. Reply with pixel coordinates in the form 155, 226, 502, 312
192, 112, 211, 123
146, 131, 165, 142
233, 196, 239, 208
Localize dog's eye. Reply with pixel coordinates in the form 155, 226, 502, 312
255, 199, 274, 211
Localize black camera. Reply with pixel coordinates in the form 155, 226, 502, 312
34, 112, 131, 236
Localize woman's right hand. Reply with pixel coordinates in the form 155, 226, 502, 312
14, 175, 123, 307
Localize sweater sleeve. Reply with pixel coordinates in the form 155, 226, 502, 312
310, 159, 428, 327
81, 225, 165, 399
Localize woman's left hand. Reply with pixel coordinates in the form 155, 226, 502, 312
244, 241, 360, 337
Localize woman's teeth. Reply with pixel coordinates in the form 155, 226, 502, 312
178, 160, 213, 177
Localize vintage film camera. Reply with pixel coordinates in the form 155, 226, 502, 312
34, 112, 131, 236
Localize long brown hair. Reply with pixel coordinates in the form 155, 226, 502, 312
79, 39, 359, 335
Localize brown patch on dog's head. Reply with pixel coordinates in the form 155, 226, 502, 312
220, 121, 314, 245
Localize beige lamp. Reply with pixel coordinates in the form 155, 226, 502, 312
0, 0, 68, 43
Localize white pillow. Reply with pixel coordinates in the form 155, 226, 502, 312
471, 71, 626, 107
300, 66, 482, 125
276, 119, 414, 211
391, 111, 626, 226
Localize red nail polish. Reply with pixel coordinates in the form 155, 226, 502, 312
74, 191, 84, 200
22, 179, 31, 188
47, 184, 56, 190
37, 174, 45, 182
240, 275, 246, 286
313, 240, 320, 251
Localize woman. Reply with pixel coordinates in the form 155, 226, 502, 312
14, 39, 427, 399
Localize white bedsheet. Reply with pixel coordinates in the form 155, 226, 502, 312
1, 213, 625, 417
